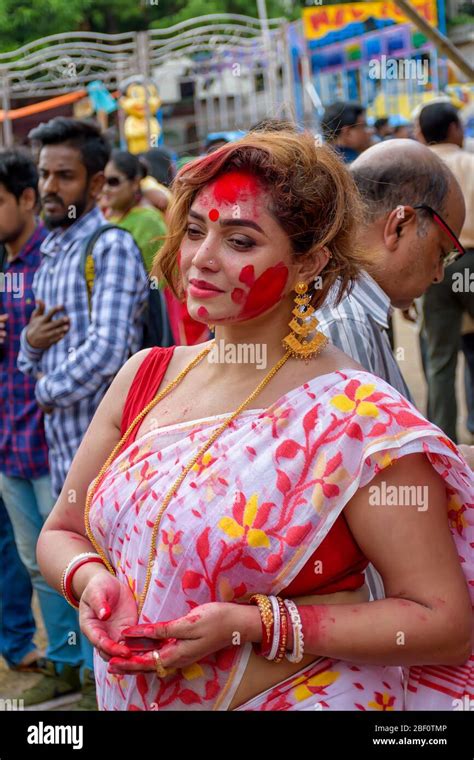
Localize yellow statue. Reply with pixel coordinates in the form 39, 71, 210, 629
120, 81, 161, 155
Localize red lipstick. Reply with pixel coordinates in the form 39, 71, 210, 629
188, 279, 224, 299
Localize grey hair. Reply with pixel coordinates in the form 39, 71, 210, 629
351, 155, 451, 223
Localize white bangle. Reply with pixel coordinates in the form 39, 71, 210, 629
61, 552, 105, 608
266, 596, 281, 661
64, 552, 103, 578
283, 599, 304, 663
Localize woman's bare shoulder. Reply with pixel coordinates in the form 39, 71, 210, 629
98, 348, 156, 432
319, 343, 365, 373
115, 348, 155, 391
164, 341, 214, 374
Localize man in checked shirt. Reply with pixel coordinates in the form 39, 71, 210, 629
17, 118, 148, 708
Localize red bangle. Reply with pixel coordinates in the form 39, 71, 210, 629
62, 557, 105, 608
273, 596, 289, 663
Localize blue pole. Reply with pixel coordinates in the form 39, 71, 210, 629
437, 0, 446, 35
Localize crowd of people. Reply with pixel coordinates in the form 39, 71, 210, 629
0, 101, 472, 712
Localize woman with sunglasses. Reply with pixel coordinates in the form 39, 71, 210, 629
38, 131, 473, 711
102, 150, 167, 273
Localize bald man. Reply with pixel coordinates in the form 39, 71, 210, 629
317, 139, 465, 406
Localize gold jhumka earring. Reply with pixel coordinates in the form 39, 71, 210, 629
282, 282, 328, 360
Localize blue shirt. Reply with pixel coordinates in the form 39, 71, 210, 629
333, 145, 360, 164
18, 206, 148, 497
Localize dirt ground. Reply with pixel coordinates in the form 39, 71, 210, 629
0, 596, 47, 701
0, 312, 470, 706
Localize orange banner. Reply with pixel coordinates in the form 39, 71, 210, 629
0, 89, 119, 122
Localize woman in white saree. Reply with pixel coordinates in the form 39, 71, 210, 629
38, 131, 473, 711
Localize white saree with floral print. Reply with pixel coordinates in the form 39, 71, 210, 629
88, 369, 474, 711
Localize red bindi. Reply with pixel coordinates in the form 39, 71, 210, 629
208, 208, 220, 222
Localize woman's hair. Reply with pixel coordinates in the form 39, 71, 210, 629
154, 130, 368, 308
110, 150, 142, 181
143, 147, 175, 186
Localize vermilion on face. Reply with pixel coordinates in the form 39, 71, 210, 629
180, 170, 293, 324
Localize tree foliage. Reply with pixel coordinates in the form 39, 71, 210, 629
0, 0, 300, 52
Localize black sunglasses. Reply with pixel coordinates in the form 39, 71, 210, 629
104, 176, 124, 187
413, 204, 465, 265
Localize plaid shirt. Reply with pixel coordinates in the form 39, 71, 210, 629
0, 224, 50, 479
317, 271, 414, 402
18, 206, 148, 497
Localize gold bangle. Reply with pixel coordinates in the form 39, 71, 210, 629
249, 593, 273, 642
152, 649, 168, 679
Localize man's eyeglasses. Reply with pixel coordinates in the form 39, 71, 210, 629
413, 204, 465, 266
104, 176, 123, 187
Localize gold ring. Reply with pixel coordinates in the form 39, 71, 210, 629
152, 649, 167, 678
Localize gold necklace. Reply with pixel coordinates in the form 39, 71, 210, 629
84, 341, 291, 615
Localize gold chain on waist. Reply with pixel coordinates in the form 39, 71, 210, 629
84, 341, 291, 615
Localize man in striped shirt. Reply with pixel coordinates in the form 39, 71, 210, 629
316, 139, 466, 602
317, 139, 464, 405
17, 118, 148, 708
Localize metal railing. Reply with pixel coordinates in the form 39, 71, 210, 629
0, 15, 294, 147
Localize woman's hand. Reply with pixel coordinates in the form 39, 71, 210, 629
79, 571, 137, 661
107, 602, 261, 676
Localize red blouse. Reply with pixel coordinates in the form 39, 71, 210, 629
122, 347, 368, 596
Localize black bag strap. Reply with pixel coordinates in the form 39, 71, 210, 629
79, 224, 121, 313
82, 224, 121, 260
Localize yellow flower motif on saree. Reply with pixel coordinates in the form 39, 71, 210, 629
331, 383, 379, 418
218, 493, 271, 548
292, 670, 340, 701
182, 663, 204, 680
447, 493, 467, 536
260, 404, 292, 437
311, 453, 349, 512
375, 452, 393, 470
367, 691, 396, 710
218, 577, 235, 601
124, 573, 138, 602
158, 527, 183, 557
192, 451, 216, 477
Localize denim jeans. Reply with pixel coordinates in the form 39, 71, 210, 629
1, 473, 93, 670
0, 496, 36, 667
